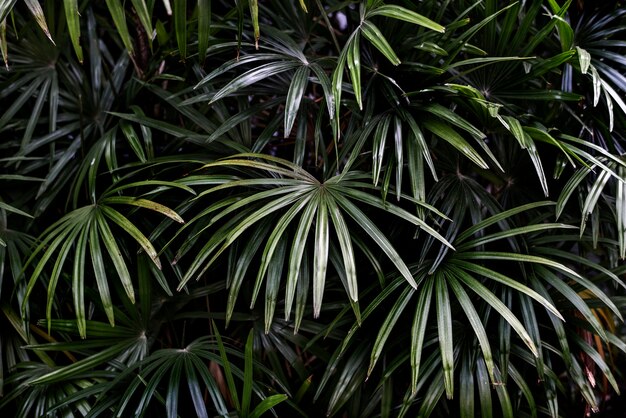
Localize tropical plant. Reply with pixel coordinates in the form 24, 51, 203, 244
1, 0, 626, 417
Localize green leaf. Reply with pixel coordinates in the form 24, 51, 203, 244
367, 4, 445, 33
45, 225, 84, 332
457, 223, 577, 252
210, 61, 300, 103
334, 185, 452, 248
393, 116, 403, 201
63, 0, 83, 61
369, 286, 413, 376
448, 273, 496, 383
30, 341, 137, 384
347, 35, 362, 109
456, 201, 554, 243
411, 276, 433, 393
401, 109, 437, 179
101, 205, 161, 269
96, 211, 135, 304
285, 196, 317, 322
581, 166, 612, 234
313, 193, 329, 318
101, 196, 184, 224
538, 266, 609, 342
174, 0, 186, 59
105, 0, 134, 53
326, 197, 357, 301
89, 221, 115, 326
263, 238, 287, 332
360, 21, 400, 66
476, 355, 493, 418
414, 41, 448, 56
242, 329, 254, 417
372, 115, 390, 186
0, 202, 33, 218
451, 259, 563, 321
197, 0, 210, 61
423, 119, 489, 169
435, 273, 454, 399
1, 18, 7, 69
284, 65, 310, 138
460, 352, 475, 418
310, 62, 335, 119
508, 364, 537, 417
329, 190, 417, 288
452, 266, 538, 357
249, 394, 288, 418
424, 104, 503, 171
213, 322, 241, 411
131, 0, 153, 40
548, 1, 574, 51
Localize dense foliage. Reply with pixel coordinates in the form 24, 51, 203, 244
1, 0, 626, 416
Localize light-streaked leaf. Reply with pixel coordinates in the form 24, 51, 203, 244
131, 0, 153, 39
576, 46, 591, 74
63, 0, 82, 61
393, 116, 403, 201
249, 0, 259, 48
24, 0, 54, 43
460, 352, 475, 418
313, 193, 329, 318
360, 21, 400, 65
210, 61, 300, 103
106, 0, 134, 53
0, 18, 7, 69
451, 259, 563, 320
452, 267, 538, 357
89, 221, 114, 326
329, 191, 417, 288
423, 119, 489, 169
30, 341, 137, 385
600, 78, 626, 132
448, 273, 496, 384
284, 65, 310, 138
73, 225, 89, 338
101, 196, 184, 224
411, 276, 433, 393
96, 211, 135, 303
249, 394, 288, 418
367, 5, 445, 33
0, 202, 33, 218
435, 273, 454, 399
347, 35, 362, 109
326, 198, 357, 301
372, 115, 390, 186
618, 165, 626, 259
581, 166, 612, 233
0, 0, 18, 24
100, 205, 161, 269
369, 286, 413, 376
285, 197, 317, 321
120, 121, 146, 162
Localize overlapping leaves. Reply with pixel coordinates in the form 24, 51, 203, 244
174, 153, 451, 331
22, 181, 185, 338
